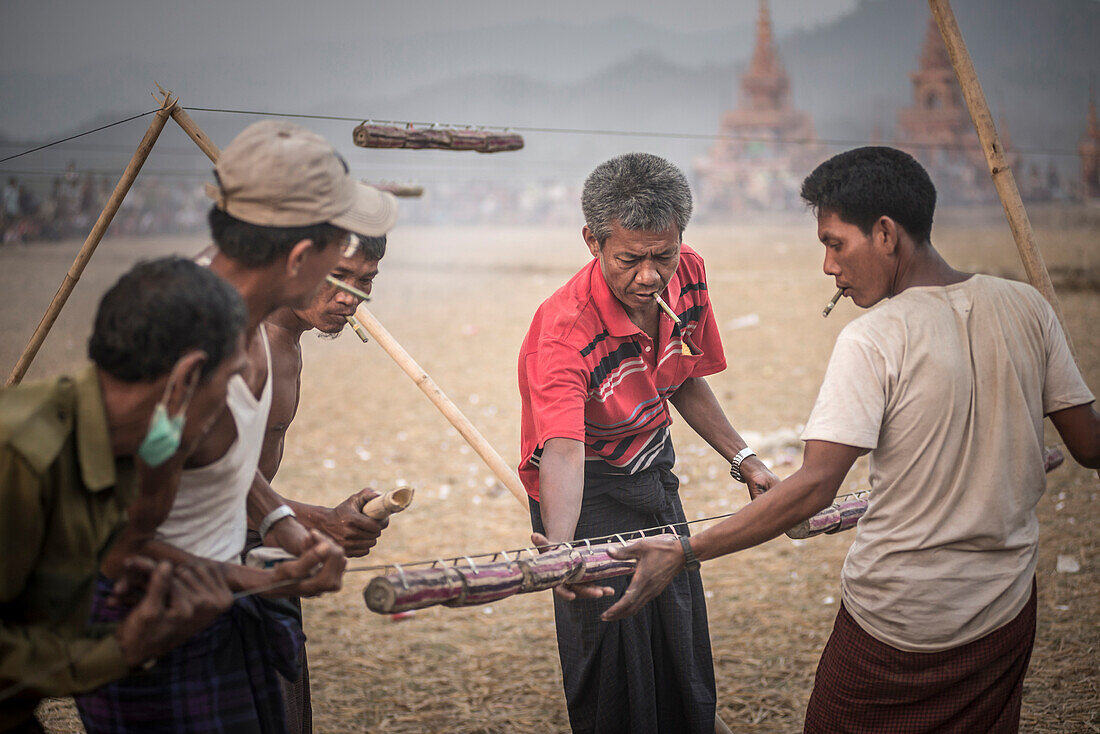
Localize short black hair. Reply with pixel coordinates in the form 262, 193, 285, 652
208, 207, 343, 267
356, 234, 386, 261
800, 146, 936, 242
89, 257, 246, 382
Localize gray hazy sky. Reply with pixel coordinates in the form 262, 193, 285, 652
0, 0, 855, 140
0, 0, 853, 75
1, 0, 856, 76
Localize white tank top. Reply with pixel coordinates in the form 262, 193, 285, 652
156, 326, 273, 562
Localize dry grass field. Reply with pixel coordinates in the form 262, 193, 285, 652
6, 207, 1098, 732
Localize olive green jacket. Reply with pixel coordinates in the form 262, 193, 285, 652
0, 365, 136, 731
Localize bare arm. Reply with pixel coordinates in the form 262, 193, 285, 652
247, 469, 311, 554
537, 437, 585, 544
253, 336, 386, 557
283, 492, 387, 557
103, 459, 342, 597
250, 468, 386, 558
1048, 403, 1100, 469
533, 437, 613, 601
668, 376, 779, 496
602, 440, 863, 620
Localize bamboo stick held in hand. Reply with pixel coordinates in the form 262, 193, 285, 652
362, 486, 415, 520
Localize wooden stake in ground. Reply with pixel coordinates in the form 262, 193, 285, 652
5, 93, 177, 385
928, 0, 1075, 358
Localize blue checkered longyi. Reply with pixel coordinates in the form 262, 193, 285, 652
75, 576, 304, 734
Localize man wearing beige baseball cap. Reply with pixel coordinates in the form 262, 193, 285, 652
206, 119, 397, 239
75, 120, 398, 734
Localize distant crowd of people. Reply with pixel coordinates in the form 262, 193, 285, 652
0, 157, 1089, 247
1, 168, 208, 245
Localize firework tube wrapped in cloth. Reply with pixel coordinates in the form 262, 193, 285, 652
785, 446, 1065, 540
363, 542, 638, 614
352, 122, 524, 152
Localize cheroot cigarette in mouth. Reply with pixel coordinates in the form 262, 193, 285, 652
346, 315, 370, 342
653, 293, 700, 355
652, 292, 681, 324
823, 288, 843, 318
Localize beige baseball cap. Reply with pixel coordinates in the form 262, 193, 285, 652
206, 120, 397, 237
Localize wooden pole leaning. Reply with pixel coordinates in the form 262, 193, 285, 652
351, 302, 529, 508
928, 0, 1075, 358
156, 105, 529, 509
171, 106, 220, 162
5, 94, 177, 386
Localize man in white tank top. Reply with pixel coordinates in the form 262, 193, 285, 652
242, 234, 390, 733
75, 120, 399, 734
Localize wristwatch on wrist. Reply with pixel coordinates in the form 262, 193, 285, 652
678, 534, 700, 571
729, 447, 756, 483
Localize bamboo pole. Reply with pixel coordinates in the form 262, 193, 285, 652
162, 104, 529, 508
171, 106, 220, 162
5, 95, 176, 386
928, 0, 1075, 357
155, 85, 220, 163
351, 301, 529, 508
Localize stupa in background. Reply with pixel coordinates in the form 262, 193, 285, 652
1078, 90, 1100, 200
894, 14, 1018, 204
694, 0, 823, 215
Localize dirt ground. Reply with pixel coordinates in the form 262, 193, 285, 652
6, 207, 1098, 732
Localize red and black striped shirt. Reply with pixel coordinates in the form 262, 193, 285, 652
518, 245, 726, 501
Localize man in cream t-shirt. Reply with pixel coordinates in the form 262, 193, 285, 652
601, 147, 1099, 733
805, 272, 1084, 653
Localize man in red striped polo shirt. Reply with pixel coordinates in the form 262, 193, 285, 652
519, 153, 779, 734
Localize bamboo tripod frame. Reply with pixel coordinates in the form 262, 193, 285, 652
5, 93, 176, 385
162, 93, 530, 508
5, 86, 531, 507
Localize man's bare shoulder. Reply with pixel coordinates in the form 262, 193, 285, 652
261, 318, 303, 434
262, 321, 303, 374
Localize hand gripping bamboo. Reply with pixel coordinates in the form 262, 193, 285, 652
362, 486, 415, 520
785, 446, 1065, 538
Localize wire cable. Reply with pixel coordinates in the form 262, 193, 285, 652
0, 110, 158, 164
181, 105, 1082, 157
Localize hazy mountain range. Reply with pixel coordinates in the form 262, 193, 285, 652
2, 0, 1096, 185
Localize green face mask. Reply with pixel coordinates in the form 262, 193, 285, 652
137, 372, 196, 467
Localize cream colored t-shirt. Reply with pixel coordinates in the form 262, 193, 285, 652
801, 274, 1093, 652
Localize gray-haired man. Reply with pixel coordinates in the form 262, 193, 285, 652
518, 153, 779, 733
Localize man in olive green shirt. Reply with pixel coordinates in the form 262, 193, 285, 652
0, 258, 247, 733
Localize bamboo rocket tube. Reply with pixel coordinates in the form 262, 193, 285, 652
362, 485, 415, 520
